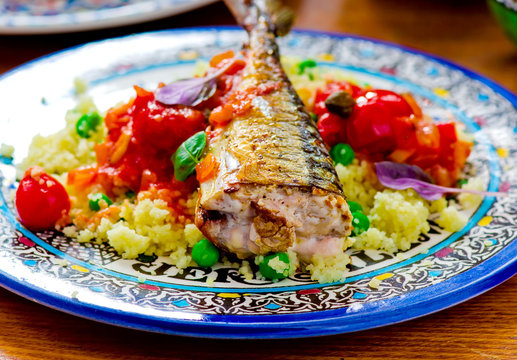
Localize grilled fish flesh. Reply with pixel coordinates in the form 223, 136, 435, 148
195, 0, 352, 260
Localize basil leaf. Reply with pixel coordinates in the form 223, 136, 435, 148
156, 58, 238, 106
156, 77, 217, 106
375, 161, 507, 201
172, 131, 207, 181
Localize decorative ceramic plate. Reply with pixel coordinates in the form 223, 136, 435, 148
0, 28, 516, 339
0, 0, 217, 34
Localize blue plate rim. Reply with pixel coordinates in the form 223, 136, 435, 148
0, 26, 515, 339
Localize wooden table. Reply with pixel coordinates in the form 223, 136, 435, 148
0, 1, 516, 358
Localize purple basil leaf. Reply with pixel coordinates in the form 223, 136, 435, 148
375, 161, 444, 200
155, 76, 217, 106
155, 58, 238, 106
375, 161, 507, 201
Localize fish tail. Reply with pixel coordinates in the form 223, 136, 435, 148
223, 0, 294, 36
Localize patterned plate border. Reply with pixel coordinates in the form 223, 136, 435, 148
0, 27, 516, 338
0, 0, 217, 34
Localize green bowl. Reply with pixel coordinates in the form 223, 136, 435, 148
488, 0, 517, 45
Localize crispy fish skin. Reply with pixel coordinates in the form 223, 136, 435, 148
218, 18, 342, 193
196, 1, 352, 260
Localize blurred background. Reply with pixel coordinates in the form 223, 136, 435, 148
1, 0, 516, 91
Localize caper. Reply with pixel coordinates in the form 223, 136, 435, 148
324, 91, 356, 118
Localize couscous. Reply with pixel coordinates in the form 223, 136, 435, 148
14, 54, 484, 283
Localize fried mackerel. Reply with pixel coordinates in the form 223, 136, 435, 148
195, 0, 352, 260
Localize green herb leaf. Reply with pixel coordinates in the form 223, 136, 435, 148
298, 59, 317, 74
76, 113, 102, 138
172, 131, 207, 181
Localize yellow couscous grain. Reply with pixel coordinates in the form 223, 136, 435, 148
436, 205, 468, 232
458, 177, 484, 210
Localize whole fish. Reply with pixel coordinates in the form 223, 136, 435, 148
195, 0, 352, 260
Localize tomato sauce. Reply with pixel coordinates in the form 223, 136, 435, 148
67, 52, 248, 217
68, 87, 205, 214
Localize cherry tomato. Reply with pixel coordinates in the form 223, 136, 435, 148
346, 100, 396, 153
345, 89, 414, 154
355, 90, 414, 118
317, 112, 347, 147
391, 115, 418, 149
16, 166, 70, 231
313, 80, 361, 116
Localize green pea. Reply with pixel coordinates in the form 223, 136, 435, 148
89, 193, 112, 211
298, 59, 317, 74
330, 143, 355, 166
351, 212, 370, 236
347, 200, 363, 213
457, 179, 468, 187
310, 112, 318, 123
126, 190, 136, 198
259, 252, 290, 280
76, 113, 102, 138
192, 239, 219, 267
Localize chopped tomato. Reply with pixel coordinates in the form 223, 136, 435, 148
437, 122, 458, 142
196, 153, 219, 183
388, 148, 416, 163
68, 87, 207, 198
401, 92, 423, 118
132, 102, 205, 150
453, 138, 473, 172
317, 112, 347, 147
429, 164, 455, 187
140, 169, 159, 191
133, 85, 153, 98
437, 122, 458, 171
16, 166, 70, 231
209, 50, 235, 68
104, 102, 132, 132
312, 80, 473, 186
314, 80, 361, 104
67, 166, 97, 190
391, 115, 418, 149
221, 59, 246, 76
209, 104, 233, 127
